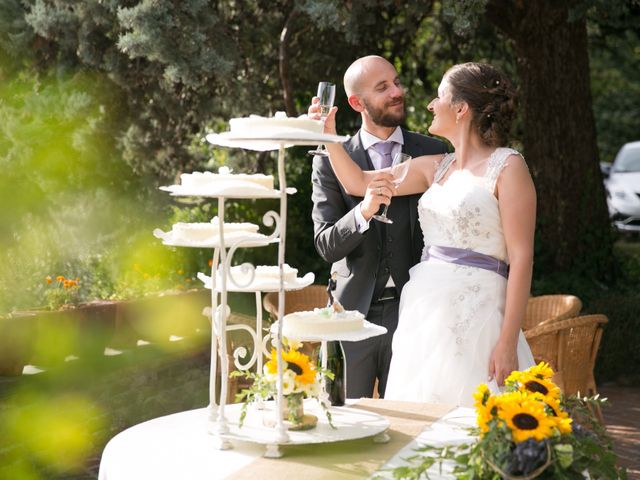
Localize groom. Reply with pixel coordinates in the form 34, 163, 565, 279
310, 55, 447, 398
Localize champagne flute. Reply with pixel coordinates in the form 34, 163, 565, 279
308, 82, 336, 156
373, 152, 412, 224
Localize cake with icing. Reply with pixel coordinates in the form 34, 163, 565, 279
171, 217, 259, 243
229, 111, 323, 136
226, 264, 298, 285
180, 167, 274, 191
282, 304, 365, 338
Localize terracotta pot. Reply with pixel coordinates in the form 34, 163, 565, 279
0, 312, 36, 375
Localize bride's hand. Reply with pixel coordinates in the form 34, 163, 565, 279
360, 174, 395, 220
308, 97, 338, 135
488, 340, 518, 386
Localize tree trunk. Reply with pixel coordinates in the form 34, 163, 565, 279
487, 0, 614, 280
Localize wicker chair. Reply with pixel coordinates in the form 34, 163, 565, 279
524, 314, 608, 421
263, 285, 329, 361
263, 285, 329, 319
523, 294, 582, 331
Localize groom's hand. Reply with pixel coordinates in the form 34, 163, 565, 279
308, 97, 338, 135
360, 174, 395, 221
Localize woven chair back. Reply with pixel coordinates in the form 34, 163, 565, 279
524, 314, 608, 396
523, 294, 582, 330
262, 285, 329, 362
262, 285, 329, 319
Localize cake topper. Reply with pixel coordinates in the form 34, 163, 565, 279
327, 272, 344, 313
326, 272, 336, 303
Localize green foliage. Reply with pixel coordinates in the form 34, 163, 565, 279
1, 1, 639, 363
588, 1, 640, 163
0, 62, 168, 314
441, 0, 488, 35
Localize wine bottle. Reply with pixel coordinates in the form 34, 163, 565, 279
322, 340, 346, 406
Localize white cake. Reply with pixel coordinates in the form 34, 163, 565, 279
171, 217, 259, 243
282, 307, 364, 339
229, 111, 323, 136
180, 167, 274, 191
227, 264, 298, 285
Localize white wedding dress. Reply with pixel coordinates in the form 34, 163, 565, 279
385, 147, 535, 407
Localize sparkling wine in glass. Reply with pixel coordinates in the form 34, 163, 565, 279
373, 152, 412, 224
308, 82, 336, 156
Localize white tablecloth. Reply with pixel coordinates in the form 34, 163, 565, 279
98, 403, 475, 480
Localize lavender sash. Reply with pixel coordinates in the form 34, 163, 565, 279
421, 245, 509, 279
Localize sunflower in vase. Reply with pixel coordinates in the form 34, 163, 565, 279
231, 338, 335, 431
387, 362, 625, 479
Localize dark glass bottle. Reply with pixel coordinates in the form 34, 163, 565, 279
322, 340, 346, 406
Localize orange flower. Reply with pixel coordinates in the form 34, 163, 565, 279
56, 275, 65, 282
45, 276, 53, 284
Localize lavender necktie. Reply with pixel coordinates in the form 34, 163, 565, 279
371, 141, 395, 169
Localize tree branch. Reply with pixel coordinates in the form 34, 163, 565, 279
279, 7, 299, 117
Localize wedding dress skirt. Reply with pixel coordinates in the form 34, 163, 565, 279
385, 148, 535, 407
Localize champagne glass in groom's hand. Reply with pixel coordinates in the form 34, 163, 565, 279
308, 82, 336, 156
373, 152, 412, 224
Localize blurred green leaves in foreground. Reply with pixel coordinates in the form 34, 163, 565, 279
2, 390, 106, 478
0, 63, 211, 314
0, 65, 206, 480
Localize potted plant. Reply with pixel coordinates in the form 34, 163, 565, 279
231, 338, 335, 431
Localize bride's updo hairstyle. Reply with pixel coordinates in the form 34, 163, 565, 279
444, 62, 517, 147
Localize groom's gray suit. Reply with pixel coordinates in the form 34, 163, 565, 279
311, 128, 447, 398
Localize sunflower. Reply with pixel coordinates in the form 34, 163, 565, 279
505, 362, 555, 386
265, 348, 316, 385
476, 393, 500, 434
519, 374, 561, 401
527, 362, 555, 380
473, 383, 491, 408
505, 369, 529, 386
542, 395, 573, 435
505, 369, 561, 402
498, 397, 556, 442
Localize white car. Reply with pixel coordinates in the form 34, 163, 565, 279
604, 141, 640, 233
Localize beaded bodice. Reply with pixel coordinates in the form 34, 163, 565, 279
418, 147, 521, 263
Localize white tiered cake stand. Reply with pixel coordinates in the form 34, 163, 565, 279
154, 128, 389, 458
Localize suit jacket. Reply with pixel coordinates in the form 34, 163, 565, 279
311, 127, 448, 315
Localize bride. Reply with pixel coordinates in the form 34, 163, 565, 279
317, 62, 535, 406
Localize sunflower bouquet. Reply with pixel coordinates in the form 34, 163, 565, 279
231, 338, 335, 429
388, 363, 624, 479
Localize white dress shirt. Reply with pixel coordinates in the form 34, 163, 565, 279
353, 127, 404, 232
353, 128, 404, 289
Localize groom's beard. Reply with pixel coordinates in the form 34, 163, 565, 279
362, 97, 406, 127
